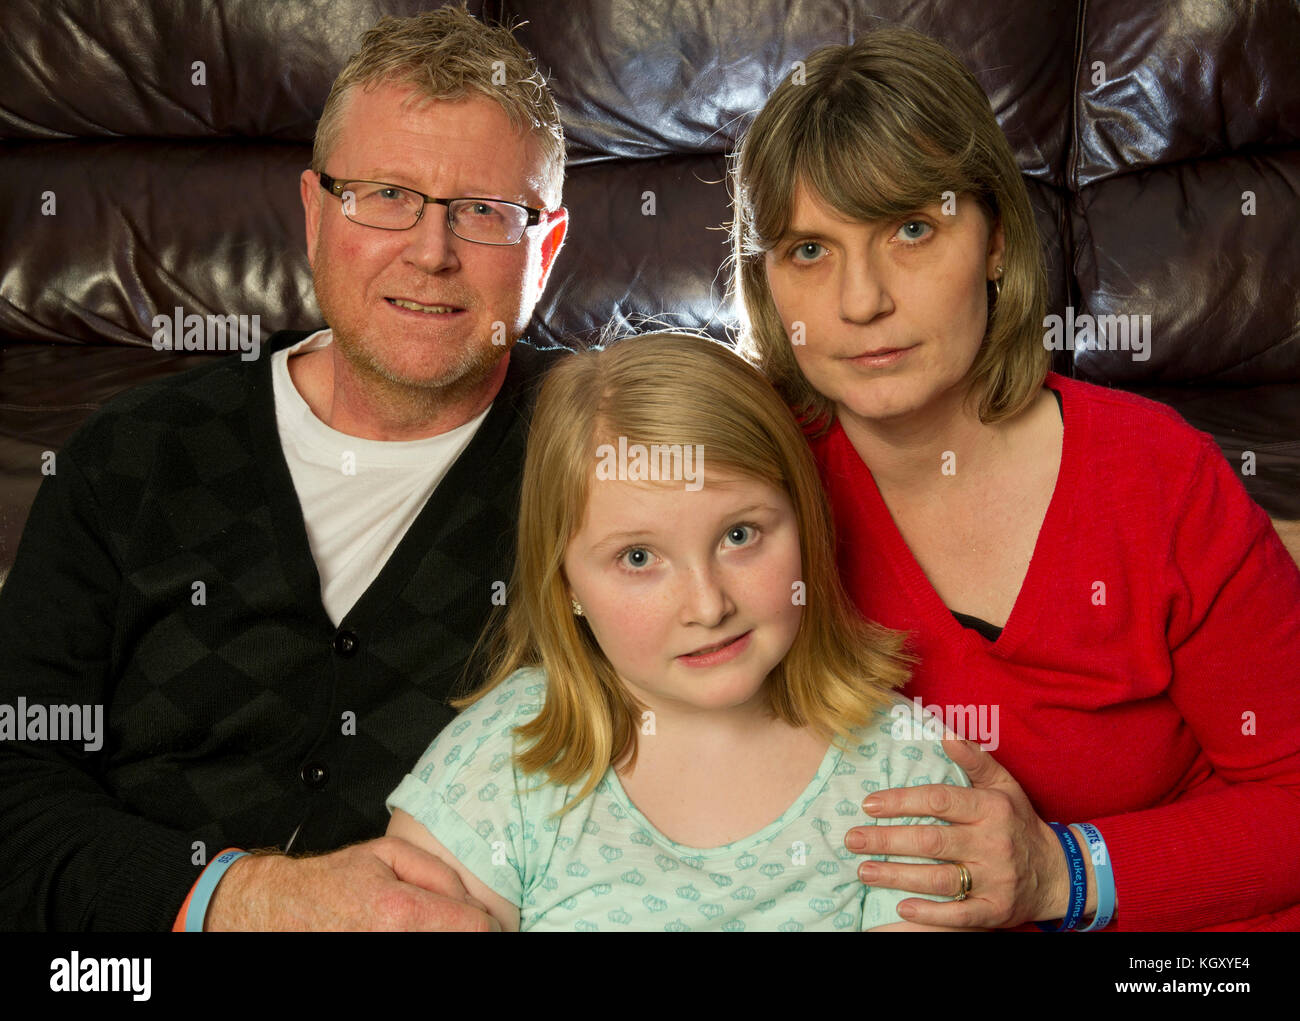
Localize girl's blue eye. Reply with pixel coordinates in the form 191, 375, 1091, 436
897, 220, 931, 242
619, 547, 654, 569
791, 242, 825, 262
724, 524, 756, 547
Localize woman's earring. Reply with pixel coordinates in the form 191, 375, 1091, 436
571, 597, 584, 617
993, 265, 1004, 299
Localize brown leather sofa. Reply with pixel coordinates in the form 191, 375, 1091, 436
2, 0, 1297, 580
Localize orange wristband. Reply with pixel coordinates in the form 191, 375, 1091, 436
172, 847, 246, 932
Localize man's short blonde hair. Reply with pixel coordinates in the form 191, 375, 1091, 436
311, 5, 565, 206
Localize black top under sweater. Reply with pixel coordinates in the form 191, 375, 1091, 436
0, 331, 564, 930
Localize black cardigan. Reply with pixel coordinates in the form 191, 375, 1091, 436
0, 331, 564, 930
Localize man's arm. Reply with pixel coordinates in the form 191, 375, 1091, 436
204, 838, 500, 931
0, 439, 500, 931
0, 446, 202, 928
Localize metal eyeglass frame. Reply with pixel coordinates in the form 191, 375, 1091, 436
318, 171, 544, 245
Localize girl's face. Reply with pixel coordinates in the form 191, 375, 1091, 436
563, 469, 803, 718
763, 182, 1004, 427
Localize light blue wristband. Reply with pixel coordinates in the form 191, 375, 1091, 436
183, 848, 249, 932
1073, 823, 1116, 931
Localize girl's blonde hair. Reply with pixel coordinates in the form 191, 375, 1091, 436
731, 27, 1049, 432
454, 332, 911, 812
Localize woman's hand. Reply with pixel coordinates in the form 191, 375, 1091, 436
845, 739, 1096, 928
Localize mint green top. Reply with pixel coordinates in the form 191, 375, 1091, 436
386, 667, 970, 931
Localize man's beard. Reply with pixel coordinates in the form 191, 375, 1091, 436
311, 265, 515, 410
330, 321, 508, 402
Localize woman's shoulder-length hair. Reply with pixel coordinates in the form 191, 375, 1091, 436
730, 26, 1050, 433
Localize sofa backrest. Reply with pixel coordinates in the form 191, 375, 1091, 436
1, 0, 1297, 552
5, 0, 1296, 379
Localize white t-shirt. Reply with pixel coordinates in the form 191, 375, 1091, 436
271, 330, 490, 625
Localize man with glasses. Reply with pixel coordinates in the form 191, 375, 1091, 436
0, 8, 566, 930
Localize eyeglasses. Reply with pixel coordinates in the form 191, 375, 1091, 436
318, 172, 545, 246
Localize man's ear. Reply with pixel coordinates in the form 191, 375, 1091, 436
300, 169, 322, 267
535, 207, 568, 293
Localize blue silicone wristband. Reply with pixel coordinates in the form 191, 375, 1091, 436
183, 848, 248, 932
1074, 823, 1116, 931
1036, 822, 1086, 931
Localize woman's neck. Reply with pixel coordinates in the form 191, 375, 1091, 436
836, 383, 1000, 495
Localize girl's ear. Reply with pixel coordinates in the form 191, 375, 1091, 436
559, 569, 582, 617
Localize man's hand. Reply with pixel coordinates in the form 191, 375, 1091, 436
844, 739, 1095, 929
204, 836, 501, 931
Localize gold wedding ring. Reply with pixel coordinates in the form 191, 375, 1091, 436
954, 862, 973, 901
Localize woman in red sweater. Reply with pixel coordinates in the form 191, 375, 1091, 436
730, 27, 1300, 931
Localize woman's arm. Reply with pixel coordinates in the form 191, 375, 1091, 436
845, 442, 1300, 930
386, 809, 521, 931
1082, 440, 1300, 929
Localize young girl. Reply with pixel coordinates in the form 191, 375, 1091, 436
385, 332, 970, 931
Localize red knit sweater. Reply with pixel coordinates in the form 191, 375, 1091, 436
809, 372, 1300, 931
